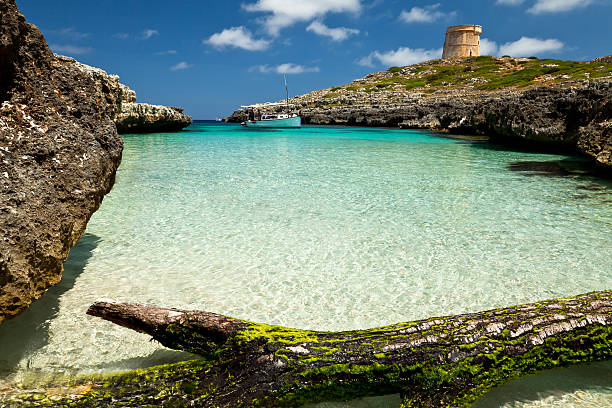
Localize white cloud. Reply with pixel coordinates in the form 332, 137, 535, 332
498, 37, 564, 56
243, 0, 362, 36
306, 21, 359, 41
495, 0, 525, 5
249, 63, 320, 74
527, 0, 593, 14
156, 50, 178, 56
50, 44, 93, 55
399, 3, 456, 23
170, 62, 194, 71
51, 27, 89, 39
139, 29, 159, 40
358, 47, 442, 67
205, 27, 271, 51
113, 33, 130, 40
480, 38, 499, 56
471, 37, 563, 57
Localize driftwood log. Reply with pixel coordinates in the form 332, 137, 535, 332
9, 291, 611, 407
80, 291, 612, 407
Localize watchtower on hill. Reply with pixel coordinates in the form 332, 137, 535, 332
442, 25, 482, 59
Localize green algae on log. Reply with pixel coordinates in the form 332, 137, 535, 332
11, 291, 612, 407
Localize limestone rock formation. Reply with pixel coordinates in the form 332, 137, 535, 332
0, 0, 123, 323
227, 57, 612, 170
54, 56, 192, 134
307, 82, 612, 168
115, 103, 192, 133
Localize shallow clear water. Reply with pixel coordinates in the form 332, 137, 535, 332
1, 122, 611, 405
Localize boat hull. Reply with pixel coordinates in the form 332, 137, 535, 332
242, 116, 301, 128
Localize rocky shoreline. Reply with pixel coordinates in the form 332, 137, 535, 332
227, 58, 611, 171
0, 0, 124, 322
0, 0, 191, 323
116, 103, 192, 133
54, 55, 193, 134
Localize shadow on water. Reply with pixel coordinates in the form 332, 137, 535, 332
0, 233, 100, 378
506, 159, 602, 178
465, 139, 612, 181
89, 349, 198, 373
505, 159, 612, 202
467, 137, 578, 155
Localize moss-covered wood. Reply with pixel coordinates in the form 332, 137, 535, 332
6, 291, 612, 407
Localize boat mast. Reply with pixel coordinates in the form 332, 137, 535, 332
284, 74, 289, 114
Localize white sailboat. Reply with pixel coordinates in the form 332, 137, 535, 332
242, 113, 301, 128
242, 76, 301, 128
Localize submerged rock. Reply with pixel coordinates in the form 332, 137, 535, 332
506, 160, 597, 177
54, 55, 193, 133
0, 0, 123, 322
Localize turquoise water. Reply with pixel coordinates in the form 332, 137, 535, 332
1, 121, 611, 406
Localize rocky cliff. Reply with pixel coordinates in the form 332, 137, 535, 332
115, 103, 192, 133
0, 0, 123, 322
54, 55, 193, 133
228, 57, 612, 170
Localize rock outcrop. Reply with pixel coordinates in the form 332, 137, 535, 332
0, 0, 123, 323
54, 55, 192, 133
299, 82, 612, 168
227, 57, 612, 170
115, 103, 192, 133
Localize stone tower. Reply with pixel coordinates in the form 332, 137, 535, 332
442, 25, 482, 59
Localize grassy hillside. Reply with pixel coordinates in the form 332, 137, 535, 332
318, 56, 612, 99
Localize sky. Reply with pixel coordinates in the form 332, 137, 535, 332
17, 0, 612, 119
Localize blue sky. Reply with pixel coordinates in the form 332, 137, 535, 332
19, 0, 612, 119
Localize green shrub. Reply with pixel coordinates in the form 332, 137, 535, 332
543, 67, 561, 75
405, 80, 427, 90
590, 67, 612, 78
474, 56, 495, 63
321, 57, 612, 96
